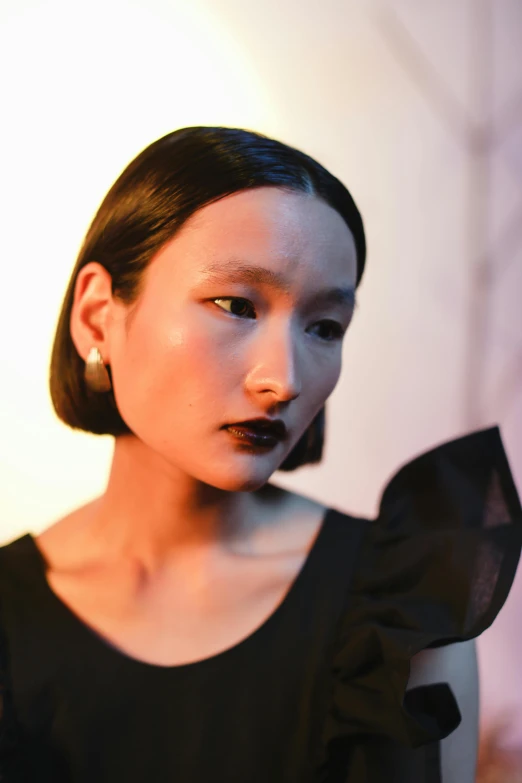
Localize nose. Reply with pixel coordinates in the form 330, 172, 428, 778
244, 320, 302, 402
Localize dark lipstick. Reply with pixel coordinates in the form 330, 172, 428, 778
223, 418, 287, 448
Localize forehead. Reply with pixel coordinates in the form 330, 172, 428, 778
185, 187, 355, 254
153, 187, 358, 288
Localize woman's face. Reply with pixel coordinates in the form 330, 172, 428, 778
103, 186, 358, 492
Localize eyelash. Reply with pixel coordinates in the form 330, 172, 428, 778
211, 297, 346, 342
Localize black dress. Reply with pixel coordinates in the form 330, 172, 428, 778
0, 425, 521, 783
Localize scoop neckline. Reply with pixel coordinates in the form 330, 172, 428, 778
22, 506, 337, 676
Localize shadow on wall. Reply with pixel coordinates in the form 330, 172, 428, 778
476, 713, 522, 782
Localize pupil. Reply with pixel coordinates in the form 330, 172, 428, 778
231, 299, 248, 316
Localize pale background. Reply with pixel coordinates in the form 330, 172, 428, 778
1, 0, 521, 748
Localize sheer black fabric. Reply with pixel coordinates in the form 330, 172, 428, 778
0, 425, 520, 783
315, 425, 522, 782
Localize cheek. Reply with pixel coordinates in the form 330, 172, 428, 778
307, 360, 342, 418
313, 368, 341, 409
326, 360, 343, 393
112, 320, 229, 425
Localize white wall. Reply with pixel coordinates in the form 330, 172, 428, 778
1, 0, 521, 746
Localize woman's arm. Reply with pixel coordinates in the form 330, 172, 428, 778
407, 639, 479, 783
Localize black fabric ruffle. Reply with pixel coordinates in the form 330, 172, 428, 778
316, 425, 522, 781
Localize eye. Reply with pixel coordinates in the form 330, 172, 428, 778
213, 297, 255, 319
314, 320, 346, 341
211, 298, 346, 342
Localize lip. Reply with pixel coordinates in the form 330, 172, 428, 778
224, 426, 281, 448
223, 418, 288, 441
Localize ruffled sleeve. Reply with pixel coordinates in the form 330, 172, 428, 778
317, 425, 522, 779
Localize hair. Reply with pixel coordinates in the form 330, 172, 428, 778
49, 126, 366, 471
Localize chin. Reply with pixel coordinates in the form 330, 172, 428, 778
206, 465, 278, 494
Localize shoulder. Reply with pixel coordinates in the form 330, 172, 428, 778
0, 532, 36, 576
33, 499, 101, 570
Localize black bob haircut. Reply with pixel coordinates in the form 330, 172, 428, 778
49, 126, 366, 471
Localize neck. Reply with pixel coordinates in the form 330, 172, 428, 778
68, 435, 290, 572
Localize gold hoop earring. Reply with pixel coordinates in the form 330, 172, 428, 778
84, 347, 112, 393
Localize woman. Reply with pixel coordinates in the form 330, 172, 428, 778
0, 126, 520, 782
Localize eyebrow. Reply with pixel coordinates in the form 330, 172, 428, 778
200, 261, 357, 310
